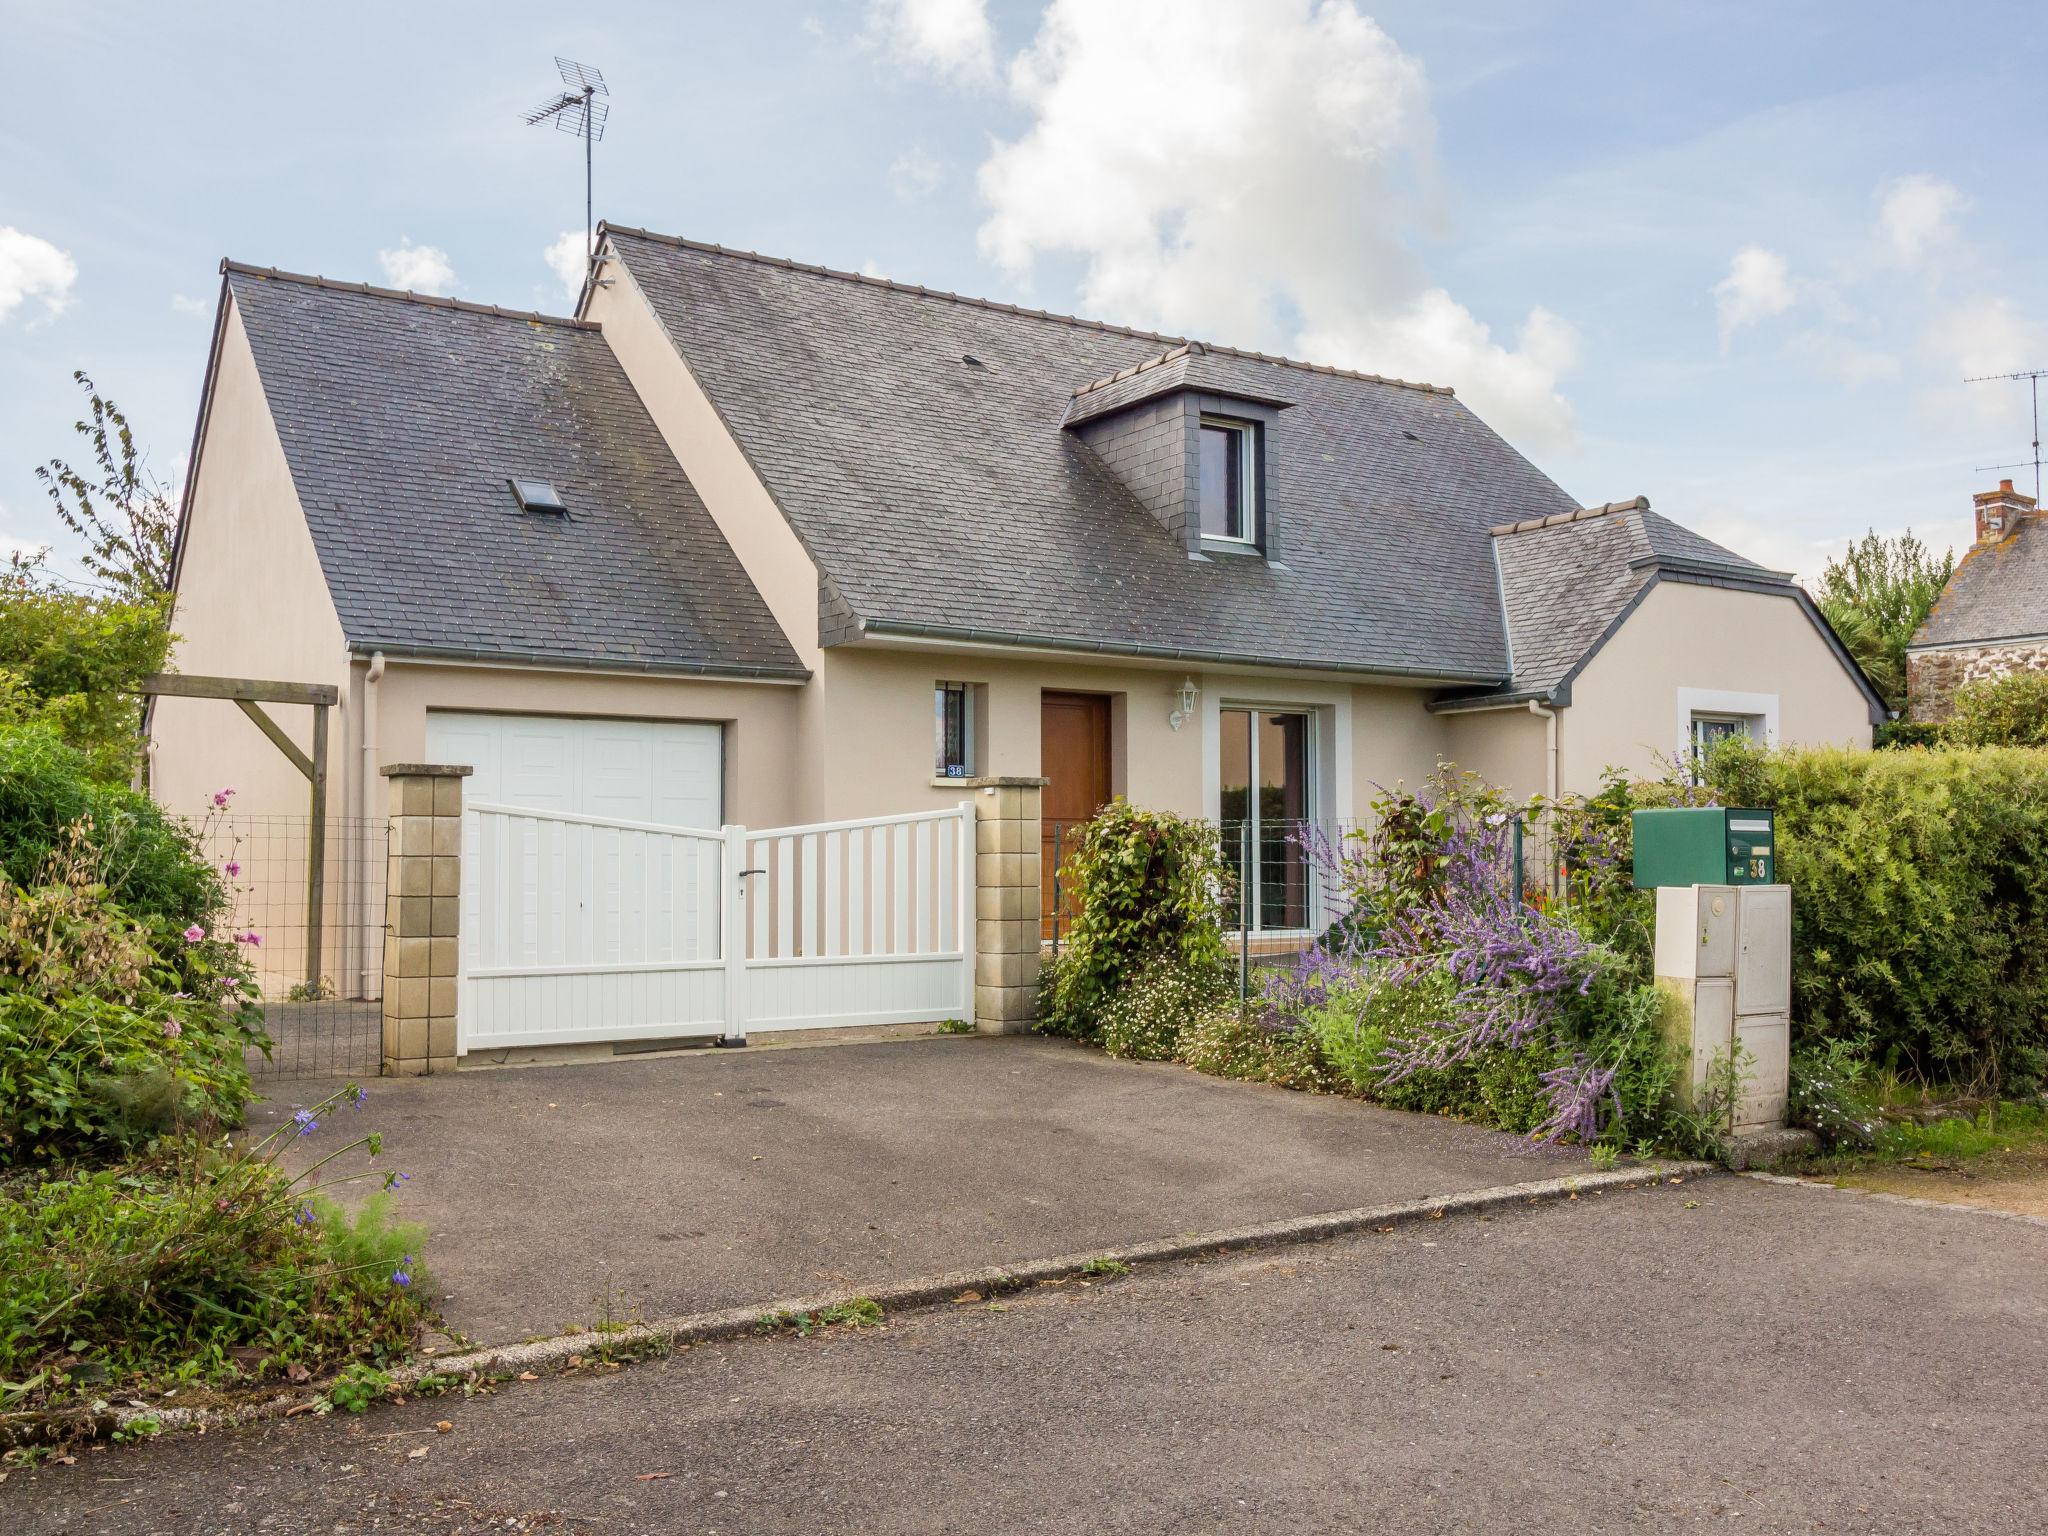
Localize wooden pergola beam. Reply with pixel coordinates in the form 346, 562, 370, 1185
142, 673, 338, 707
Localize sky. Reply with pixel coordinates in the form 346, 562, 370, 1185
4, 0, 2045, 587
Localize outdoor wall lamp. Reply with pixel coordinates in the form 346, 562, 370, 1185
1169, 676, 1200, 731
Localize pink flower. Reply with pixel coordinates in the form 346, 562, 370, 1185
162, 1019, 183, 1039
211, 787, 236, 807
182, 924, 205, 944
224, 860, 241, 877
236, 930, 262, 947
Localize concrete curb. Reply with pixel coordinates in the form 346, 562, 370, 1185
1743, 1170, 2048, 1230
98, 1160, 1710, 1441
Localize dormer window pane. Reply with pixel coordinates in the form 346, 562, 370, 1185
1199, 419, 1253, 542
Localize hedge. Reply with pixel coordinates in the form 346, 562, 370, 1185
1687, 741, 2048, 1093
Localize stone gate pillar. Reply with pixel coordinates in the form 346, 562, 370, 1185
380, 763, 471, 1075
946, 775, 1047, 1035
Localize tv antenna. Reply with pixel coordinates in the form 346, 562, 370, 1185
524, 57, 610, 304
1965, 368, 2045, 506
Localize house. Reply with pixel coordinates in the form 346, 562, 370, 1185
1907, 479, 2048, 721
151, 225, 1880, 994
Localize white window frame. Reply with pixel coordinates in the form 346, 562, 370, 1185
934, 681, 976, 778
1676, 687, 1778, 773
1198, 415, 1258, 546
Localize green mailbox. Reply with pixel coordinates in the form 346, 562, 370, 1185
1631, 807, 1775, 889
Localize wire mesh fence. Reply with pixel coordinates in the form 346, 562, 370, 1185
193, 814, 388, 1080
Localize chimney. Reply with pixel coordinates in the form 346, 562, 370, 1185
1974, 478, 2037, 546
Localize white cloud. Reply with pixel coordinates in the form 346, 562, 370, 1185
171, 293, 211, 317
972, 0, 1579, 452
1876, 173, 1966, 271
889, 146, 946, 201
865, 0, 996, 85
1712, 246, 1795, 348
376, 239, 456, 295
0, 227, 78, 323
543, 230, 589, 303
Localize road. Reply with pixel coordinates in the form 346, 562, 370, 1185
14, 1172, 2046, 1534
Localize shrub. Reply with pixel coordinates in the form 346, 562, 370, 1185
0, 1086, 427, 1406
1096, 952, 1232, 1061
1686, 741, 2048, 1094
1178, 1003, 1338, 1093
0, 724, 224, 933
1, 838, 262, 1161
1039, 801, 1230, 1040
1945, 671, 2048, 748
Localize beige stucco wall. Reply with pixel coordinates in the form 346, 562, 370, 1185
1440, 706, 1551, 803
1559, 580, 1873, 790
808, 643, 1450, 828
150, 297, 350, 822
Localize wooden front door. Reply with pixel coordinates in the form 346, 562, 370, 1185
1040, 691, 1112, 936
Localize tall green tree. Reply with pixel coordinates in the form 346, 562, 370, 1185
1811, 529, 1953, 715
33, 370, 178, 604
0, 555, 171, 783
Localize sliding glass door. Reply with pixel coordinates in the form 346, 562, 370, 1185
1219, 708, 1312, 931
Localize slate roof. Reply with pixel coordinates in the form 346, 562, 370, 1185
1455, 498, 1777, 706
209, 263, 804, 678
1911, 515, 2048, 647
605, 226, 1588, 682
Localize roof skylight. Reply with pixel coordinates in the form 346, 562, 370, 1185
510, 478, 568, 514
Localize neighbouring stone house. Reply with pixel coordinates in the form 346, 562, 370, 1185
1907, 479, 2048, 721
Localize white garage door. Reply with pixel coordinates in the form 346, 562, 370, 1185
425, 712, 723, 828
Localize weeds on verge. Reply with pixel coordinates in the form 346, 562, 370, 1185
755, 1297, 884, 1337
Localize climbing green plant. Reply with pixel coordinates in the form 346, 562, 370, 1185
1038, 800, 1230, 1040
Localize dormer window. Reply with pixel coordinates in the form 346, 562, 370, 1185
1199, 417, 1257, 544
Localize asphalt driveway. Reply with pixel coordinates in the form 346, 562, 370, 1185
251, 1033, 1586, 1345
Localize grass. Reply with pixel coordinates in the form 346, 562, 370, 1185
1786, 1099, 2048, 1216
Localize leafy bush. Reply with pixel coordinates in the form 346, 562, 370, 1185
1945, 671, 2048, 748
1, 835, 261, 1161
0, 567, 169, 785
1096, 952, 1232, 1061
1684, 740, 2048, 1094
1177, 1004, 1338, 1093
0, 724, 224, 933
0, 1085, 426, 1407
1874, 720, 1942, 751
1039, 801, 1230, 1040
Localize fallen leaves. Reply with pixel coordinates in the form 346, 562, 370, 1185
953, 1290, 983, 1304
436, 1420, 453, 1434
517, 1371, 539, 1382
635, 1472, 672, 1482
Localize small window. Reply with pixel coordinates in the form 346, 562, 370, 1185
510, 478, 567, 514
1690, 713, 1756, 764
935, 682, 976, 777
1198, 418, 1256, 543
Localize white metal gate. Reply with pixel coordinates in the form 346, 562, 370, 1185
458, 801, 974, 1052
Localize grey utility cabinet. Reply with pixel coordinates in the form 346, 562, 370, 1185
1653, 884, 1791, 1130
